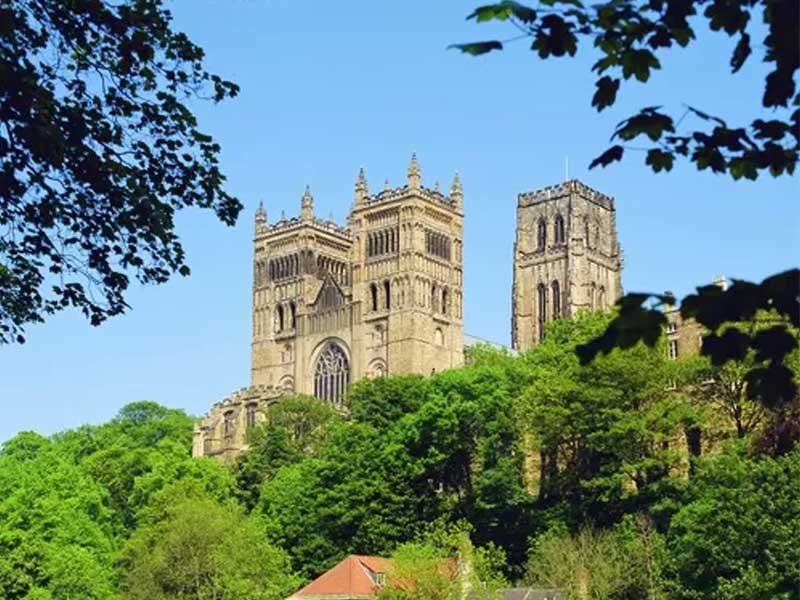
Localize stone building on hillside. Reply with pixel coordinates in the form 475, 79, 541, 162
193, 156, 464, 460
512, 180, 623, 350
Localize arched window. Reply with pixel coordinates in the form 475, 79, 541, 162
314, 343, 350, 406
431, 283, 438, 312
245, 404, 257, 429
554, 214, 565, 244
537, 283, 547, 341
370, 283, 378, 312
552, 280, 561, 318
275, 305, 284, 332
434, 328, 444, 346
289, 301, 297, 329
598, 286, 606, 310
442, 288, 449, 315
384, 280, 391, 309
537, 219, 547, 251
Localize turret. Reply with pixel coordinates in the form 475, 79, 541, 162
301, 185, 314, 221
255, 200, 267, 234
354, 167, 368, 206
450, 171, 462, 210
407, 152, 421, 190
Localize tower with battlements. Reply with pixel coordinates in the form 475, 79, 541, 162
511, 180, 622, 350
194, 155, 464, 459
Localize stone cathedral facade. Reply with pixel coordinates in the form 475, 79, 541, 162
511, 180, 622, 350
193, 166, 624, 461
194, 155, 465, 460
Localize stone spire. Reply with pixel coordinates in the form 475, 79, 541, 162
301, 185, 314, 221
254, 200, 266, 233
407, 152, 421, 189
450, 171, 462, 209
354, 167, 368, 206
384, 178, 390, 192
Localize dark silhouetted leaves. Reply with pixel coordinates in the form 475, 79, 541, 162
448, 41, 504, 55
0, 0, 240, 343
588, 145, 623, 169
455, 0, 798, 179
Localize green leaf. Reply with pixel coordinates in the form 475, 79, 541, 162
589, 145, 624, 169
448, 41, 504, 55
645, 149, 674, 172
592, 76, 620, 111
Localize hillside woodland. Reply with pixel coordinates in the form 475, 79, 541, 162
1, 311, 798, 600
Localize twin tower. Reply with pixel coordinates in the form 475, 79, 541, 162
193, 155, 622, 459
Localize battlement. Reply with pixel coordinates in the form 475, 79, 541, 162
260, 215, 351, 239
364, 184, 458, 210
518, 179, 614, 210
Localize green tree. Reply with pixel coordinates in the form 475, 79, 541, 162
1, 0, 240, 343
525, 516, 667, 600
233, 396, 341, 510
0, 433, 119, 599
121, 484, 299, 600
452, 0, 798, 180
664, 446, 800, 600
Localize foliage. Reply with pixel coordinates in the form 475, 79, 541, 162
0, 0, 240, 343
378, 526, 507, 600
233, 396, 341, 510
121, 484, 299, 600
451, 0, 798, 180
664, 447, 800, 600
525, 516, 666, 600
522, 311, 691, 528
578, 270, 800, 455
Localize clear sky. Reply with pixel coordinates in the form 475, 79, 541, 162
1, 0, 797, 442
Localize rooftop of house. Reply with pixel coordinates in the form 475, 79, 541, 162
285, 555, 392, 600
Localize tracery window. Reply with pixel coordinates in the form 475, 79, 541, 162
313, 343, 350, 406
245, 404, 257, 429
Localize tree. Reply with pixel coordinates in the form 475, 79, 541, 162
0, 0, 241, 343
578, 272, 800, 455
664, 447, 800, 600
525, 516, 667, 600
451, 0, 798, 180
121, 485, 299, 600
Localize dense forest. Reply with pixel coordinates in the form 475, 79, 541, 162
1, 311, 798, 600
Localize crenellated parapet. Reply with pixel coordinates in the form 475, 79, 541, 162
518, 179, 615, 210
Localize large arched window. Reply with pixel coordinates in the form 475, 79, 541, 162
554, 214, 565, 244
552, 280, 561, 318
537, 283, 547, 341
313, 343, 350, 406
537, 219, 547, 251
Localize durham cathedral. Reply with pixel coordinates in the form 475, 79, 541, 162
193, 155, 623, 460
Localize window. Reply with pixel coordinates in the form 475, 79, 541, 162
537, 283, 547, 341
589, 282, 596, 310
245, 404, 257, 429
289, 301, 297, 328
434, 327, 444, 346
537, 219, 547, 251
370, 283, 378, 311
554, 214, 565, 244
223, 411, 234, 437
442, 288, 449, 315
667, 321, 678, 333
552, 280, 561, 318
275, 305, 284, 332
384, 280, 391, 309
668, 339, 679, 360
314, 343, 350, 406
598, 286, 606, 310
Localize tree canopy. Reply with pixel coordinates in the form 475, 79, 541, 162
0, 0, 240, 343
451, 0, 798, 180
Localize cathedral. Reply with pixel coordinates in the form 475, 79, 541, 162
193, 157, 622, 460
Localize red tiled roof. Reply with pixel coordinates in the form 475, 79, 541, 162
288, 555, 392, 599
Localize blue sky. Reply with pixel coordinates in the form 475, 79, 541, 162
1, 0, 797, 442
